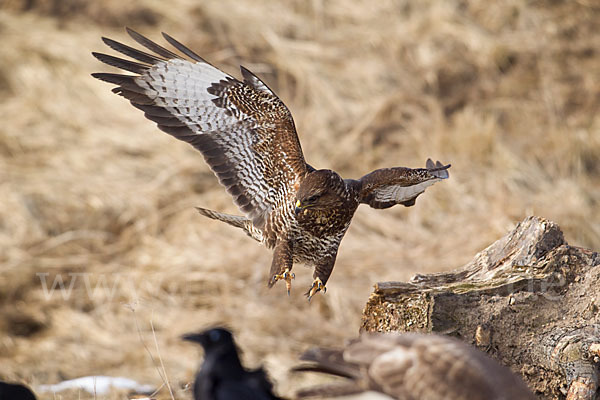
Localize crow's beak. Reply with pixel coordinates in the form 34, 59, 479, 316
181, 332, 206, 345
294, 200, 303, 215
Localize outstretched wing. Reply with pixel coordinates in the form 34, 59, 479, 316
295, 333, 536, 400
354, 333, 534, 400
92, 28, 307, 229
358, 159, 450, 209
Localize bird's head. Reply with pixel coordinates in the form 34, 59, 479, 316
295, 170, 346, 215
181, 327, 236, 353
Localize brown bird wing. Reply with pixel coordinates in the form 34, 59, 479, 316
296, 333, 536, 400
358, 159, 450, 209
92, 29, 307, 229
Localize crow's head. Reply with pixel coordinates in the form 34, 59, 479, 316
182, 327, 237, 355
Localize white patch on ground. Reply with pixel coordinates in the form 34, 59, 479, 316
36, 376, 154, 395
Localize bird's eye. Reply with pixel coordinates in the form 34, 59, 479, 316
209, 330, 221, 342
307, 195, 319, 203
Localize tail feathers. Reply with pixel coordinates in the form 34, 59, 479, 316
293, 348, 366, 398
196, 207, 247, 229
195, 207, 263, 242
294, 348, 361, 380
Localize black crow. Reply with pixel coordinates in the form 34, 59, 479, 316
182, 327, 284, 400
0, 381, 36, 400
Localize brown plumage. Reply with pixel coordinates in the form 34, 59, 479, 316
293, 332, 537, 400
92, 28, 451, 299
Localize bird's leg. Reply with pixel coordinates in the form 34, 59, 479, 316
267, 240, 295, 295
306, 256, 335, 301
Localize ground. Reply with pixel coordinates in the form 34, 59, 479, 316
0, 0, 599, 399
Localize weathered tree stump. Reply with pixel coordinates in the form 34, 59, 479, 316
361, 216, 600, 399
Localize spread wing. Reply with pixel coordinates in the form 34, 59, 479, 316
358, 159, 450, 209
348, 334, 498, 400
295, 333, 536, 400
92, 28, 307, 229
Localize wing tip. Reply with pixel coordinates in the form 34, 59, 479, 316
160, 31, 207, 63
426, 158, 451, 179
124, 26, 138, 38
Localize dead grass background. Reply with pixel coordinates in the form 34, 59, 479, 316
0, 0, 599, 398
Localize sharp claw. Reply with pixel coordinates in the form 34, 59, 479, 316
272, 268, 295, 295
305, 278, 326, 301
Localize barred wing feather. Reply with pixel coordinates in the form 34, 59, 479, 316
92, 28, 307, 229
358, 159, 450, 209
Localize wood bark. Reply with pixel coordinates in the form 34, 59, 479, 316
361, 216, 600, 399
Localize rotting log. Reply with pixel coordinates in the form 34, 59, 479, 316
361, 216, 600, 400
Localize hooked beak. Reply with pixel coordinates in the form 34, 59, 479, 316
294, 200, 303, 215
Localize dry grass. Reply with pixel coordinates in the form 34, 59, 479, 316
0, 0, 599, 398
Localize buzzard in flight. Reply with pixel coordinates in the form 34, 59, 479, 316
92, 29, 450, 299
293, 332, 536, 400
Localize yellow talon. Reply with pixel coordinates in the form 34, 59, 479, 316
273, 268, 295, 295
306, 278, 326, 301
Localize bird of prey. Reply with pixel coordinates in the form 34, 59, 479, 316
0, 381, 37, 400
182, 327, 284, 400
293, 332, 536, 400
92, 28, 451, 299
